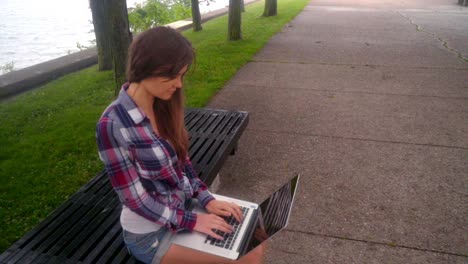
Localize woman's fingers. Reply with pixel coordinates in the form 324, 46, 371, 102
230, 202, 243, 222
206, 215, 234, 240
216, 207, 231, 217
206, 200, 245, 223
219, 202, 243, 222
214, 216, 233, 232
195, 213, 233, 239
196, 201, 248, 241
214, 222, 233, 234
208, 230, 224, 240
214, 201, 244, 222
208, 214, 234, 235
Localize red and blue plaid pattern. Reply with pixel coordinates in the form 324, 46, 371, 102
96, 84, 214, 232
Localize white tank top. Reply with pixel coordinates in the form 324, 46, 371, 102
120, 205, 163, 234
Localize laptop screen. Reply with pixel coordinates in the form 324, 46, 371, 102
243, 174, 300, 254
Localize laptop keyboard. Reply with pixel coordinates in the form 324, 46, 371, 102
204, 206, 249, 250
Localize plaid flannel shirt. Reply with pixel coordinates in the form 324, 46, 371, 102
96, 84, 214, 232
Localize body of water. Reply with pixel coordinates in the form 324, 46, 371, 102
0, 0, 228, 74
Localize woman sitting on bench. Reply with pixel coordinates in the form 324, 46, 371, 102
96, 26, 263, 264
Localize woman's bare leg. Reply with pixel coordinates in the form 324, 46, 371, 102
238, 243, 265, 264
160, 243, 265, 264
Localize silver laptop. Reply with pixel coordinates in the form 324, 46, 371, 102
172, 174, 300, 260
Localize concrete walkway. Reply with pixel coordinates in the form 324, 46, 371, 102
208, 0, 467, 263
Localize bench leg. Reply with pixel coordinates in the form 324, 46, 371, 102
208, 173, 222, 193
230, 144, 238, 155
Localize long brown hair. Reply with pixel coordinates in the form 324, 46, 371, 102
126, 27, 194, 163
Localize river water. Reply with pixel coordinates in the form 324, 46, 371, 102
0, 0, 228, 74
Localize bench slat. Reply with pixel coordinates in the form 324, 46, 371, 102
81, 221, 122, 263
68, 206, 121, 261
28, 190, 117, 255
206, 112, 230, 135
185, 109, 206, 131
77, 170, 107, 194
113, 244, 132, 264
183, 109, 197, 126
2, 200, 81, 263
10, 250, 43, 264
1, 187, 116, 263
80, 172, 112, 196
47, 197, 120, 256
194, 111, 220, 134
93, 231, 126, 264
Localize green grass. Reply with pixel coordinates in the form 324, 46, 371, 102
0, 0, 309, 252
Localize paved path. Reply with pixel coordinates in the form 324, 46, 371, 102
209, 0, 467, 263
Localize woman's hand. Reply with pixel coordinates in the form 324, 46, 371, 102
205, 200, 244, 223
193, 213, 234, 240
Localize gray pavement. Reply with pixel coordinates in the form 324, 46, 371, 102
208, 0, 468, 263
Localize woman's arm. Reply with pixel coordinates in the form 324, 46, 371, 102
96, 117, 196, 232
183, 157, 243, 222
183, 157, 215, 207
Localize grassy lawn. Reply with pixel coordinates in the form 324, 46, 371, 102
0, 0, 309, 252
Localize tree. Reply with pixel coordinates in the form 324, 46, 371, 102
191, 0, 203, 31
89, 0, 112, 70
90, 0, 132, 94
263, 0, 277, 17
109, 0, 132, 94
228, 0, 242, 40
241, 0, 245, 12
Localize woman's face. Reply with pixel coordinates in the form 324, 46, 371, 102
140, 65, 188, 101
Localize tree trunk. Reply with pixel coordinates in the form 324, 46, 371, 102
191, 0, 203, 31
241, 0, 245, 12
228, 0, 242, 41
109, 0, 132, 95
263, 0, 277, 17
89, 0, 112, 71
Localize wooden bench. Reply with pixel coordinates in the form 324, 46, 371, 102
0, 108, 249, 264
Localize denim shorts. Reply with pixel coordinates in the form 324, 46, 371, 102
122, 228, 173, 264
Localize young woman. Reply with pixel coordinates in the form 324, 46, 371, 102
96, 26, 263, 264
